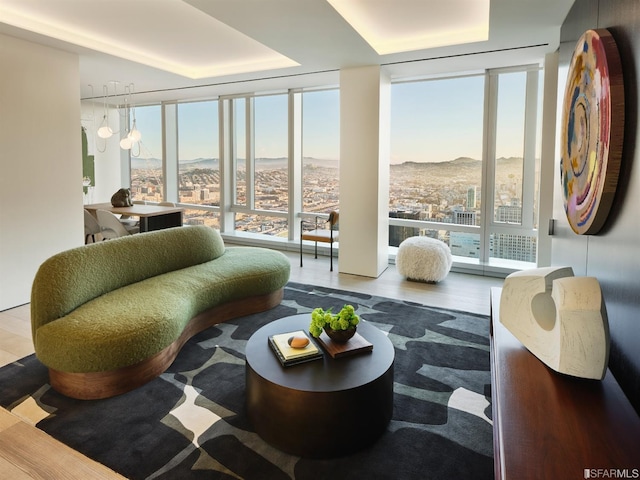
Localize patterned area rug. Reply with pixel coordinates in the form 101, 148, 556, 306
0, 282, 494, 480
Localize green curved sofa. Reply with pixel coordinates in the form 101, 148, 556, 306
31, 225, 290, 400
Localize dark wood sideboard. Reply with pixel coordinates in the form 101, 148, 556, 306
490, 288, 640, 480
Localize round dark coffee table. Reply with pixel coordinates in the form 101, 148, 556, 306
245, 314, 395, 458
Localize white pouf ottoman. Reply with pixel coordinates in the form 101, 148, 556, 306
396, 236, 452, 283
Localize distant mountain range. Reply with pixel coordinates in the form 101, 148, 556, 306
131, 156, 521, 170
391, 156, 522, 167
131, 156, 339, 170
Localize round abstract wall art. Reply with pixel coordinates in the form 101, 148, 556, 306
560, 29, 624, 235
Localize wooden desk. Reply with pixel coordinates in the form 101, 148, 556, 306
84, 203, 184, 233
490, 287, 640, 480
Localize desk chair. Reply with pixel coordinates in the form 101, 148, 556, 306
97, 209, 139, 238
84, 209, 105, 243
120, 200, 146, 225
300, 211, 339, 271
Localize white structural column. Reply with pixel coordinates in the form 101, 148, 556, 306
339, 66, 390, 277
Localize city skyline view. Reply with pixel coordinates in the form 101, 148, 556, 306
128, 69, 538, 264
131, 153, 534, 262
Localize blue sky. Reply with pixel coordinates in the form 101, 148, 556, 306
133, 72, 528, 164
390, 76, 485, 163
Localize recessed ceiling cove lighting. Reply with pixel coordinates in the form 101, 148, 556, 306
0, 0, 298, 79
327, 0, 490, 55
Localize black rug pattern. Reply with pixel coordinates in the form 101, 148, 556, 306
0, 282, 494, 480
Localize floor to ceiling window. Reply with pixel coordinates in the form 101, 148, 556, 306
217, 88, 340, 238
177, 100, 220, 228
222, 93, 290, 237
124, 69, 542, 273
247, 94, 289, 237
254, 94, 288, 212
485, 67, 540, 267
390, 74, 485, 259
129, 104, 163, 203
390, 66, 542, 271
302, 89, 340, 214
130, 88, 339, 240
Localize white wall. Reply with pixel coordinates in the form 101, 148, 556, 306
0, 34, 83, 310
81, 102, 123, 203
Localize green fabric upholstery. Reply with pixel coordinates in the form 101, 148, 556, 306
31, 225, 225, 340
31, 226, 290, 373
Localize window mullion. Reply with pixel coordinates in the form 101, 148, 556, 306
289, 89, 303, 241
521, 69, 539, 230
246, 97, 255, 210
219, 98, 234, 232
481, 72, 498, 265
163, 102, 178, 203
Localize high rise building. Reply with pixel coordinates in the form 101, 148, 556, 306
450, 208, 480, 258
450, 231, 480, 258
495, 204, 522, 223
467, 186, 477, 209
493, 204, 536, 262
389, 210, 420, 247
453, 210, 476, 226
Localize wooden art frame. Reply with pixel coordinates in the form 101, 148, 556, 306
560, 29, 624, 235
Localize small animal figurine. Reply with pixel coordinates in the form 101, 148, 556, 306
111, 188, 133, 207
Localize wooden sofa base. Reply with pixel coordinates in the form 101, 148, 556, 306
48, 288, 284, 400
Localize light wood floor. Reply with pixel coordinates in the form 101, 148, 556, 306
0, 251, 503, 479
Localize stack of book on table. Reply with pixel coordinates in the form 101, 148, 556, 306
316, 331, 373, 359
268, 330, 323, 367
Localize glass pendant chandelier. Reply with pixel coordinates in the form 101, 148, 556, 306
96, 85, 113, 139
119, 83, 142, 156
93, 81, 142, 155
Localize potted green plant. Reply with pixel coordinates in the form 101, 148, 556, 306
309, 304, 360, 343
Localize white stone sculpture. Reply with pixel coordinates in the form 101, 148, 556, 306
499, 266, 610, 380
